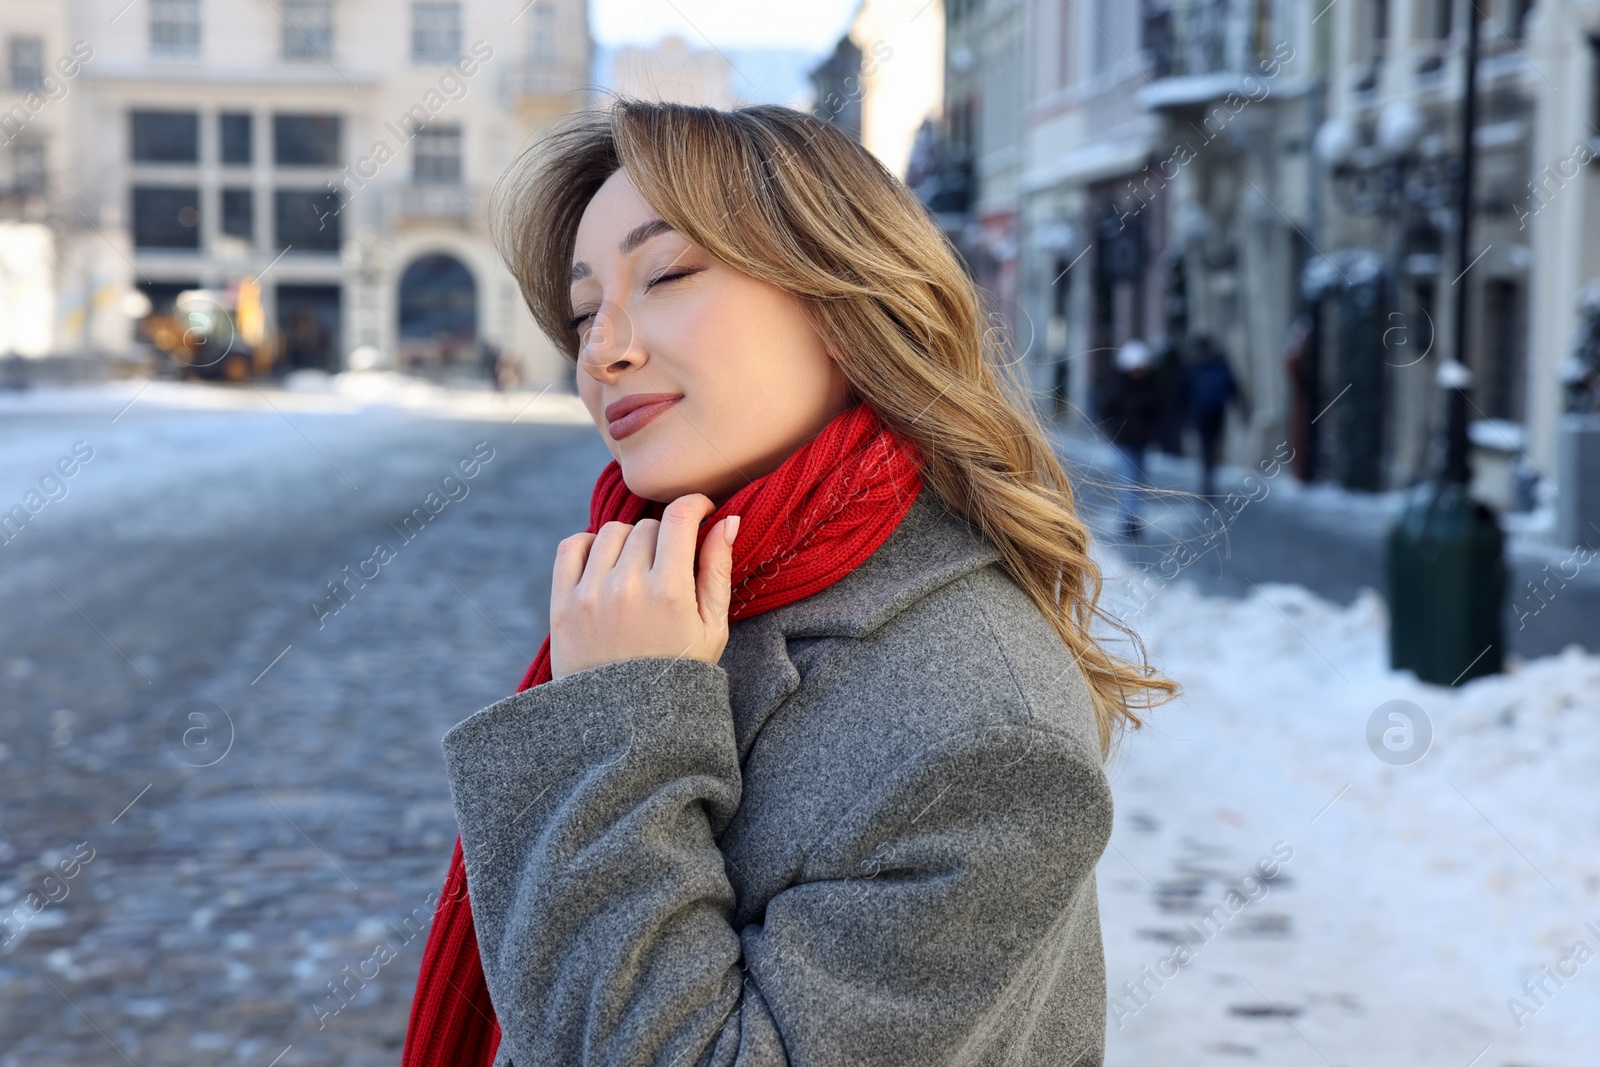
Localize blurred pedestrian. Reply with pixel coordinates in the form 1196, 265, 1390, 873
1097, 338, 1163, 540
1152, 334, 1186, 457
1182, 335, 1248, 497
1283, 316, 1313, 482
493, 347, 522, 392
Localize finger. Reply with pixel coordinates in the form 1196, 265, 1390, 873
551, 532, 595, 601
582, 520, 634, 583
651, 494, 715, 591
614, 518, 660, 575
696, 513, 738, 630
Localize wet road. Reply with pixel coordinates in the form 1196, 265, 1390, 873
1, 390, 607, 1066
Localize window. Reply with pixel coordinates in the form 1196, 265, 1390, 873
221, 113, 252, 165
1415, 0, 1453, 73
1480, 279, 1526, 420
413, 125, 461, 181
273, 114, 341, 166
1591, 36, 1600, 137
1505, 0, 1533, 40
13, 143, 45, 191
283, 0, 333, 59
132, 186, 201, 249
529, 3, 556, 61
412, 2, 461, 61
150, 0, 201, 55
9, 36, 43, 91
1429, 0, 1454, 38
1139, 1, 1171, 79
1056, 0, 1076, 88
274, 188, 342, 251
221, 188, 253, 241
1091, 0, 1113, 74
275, 284, 342, 369
1355, 0, 1389, 90
131, 110, 200, 163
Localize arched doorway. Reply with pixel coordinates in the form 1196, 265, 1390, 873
397, 253, 477, 367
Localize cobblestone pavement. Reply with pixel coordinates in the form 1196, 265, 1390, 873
1, 393, 610, 1066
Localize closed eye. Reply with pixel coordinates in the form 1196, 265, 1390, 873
566, 268, 701, 333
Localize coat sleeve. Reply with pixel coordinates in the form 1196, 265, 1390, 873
441, 654, 1114, 1067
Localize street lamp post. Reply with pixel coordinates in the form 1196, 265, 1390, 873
1443, 0, 1482, 489
1385, 0, 1507, 687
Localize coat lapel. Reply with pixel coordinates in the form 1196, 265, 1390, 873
718, 484, 1004, 760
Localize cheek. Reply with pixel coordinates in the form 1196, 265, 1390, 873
668, 293, 779, 389
577, 379, 618, 450
577, 374, 602, 418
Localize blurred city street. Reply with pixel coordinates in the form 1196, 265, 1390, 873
1, 377, 1597, 1065
5, 0, 1600, 1062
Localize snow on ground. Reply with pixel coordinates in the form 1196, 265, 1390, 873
0, 375, 592, 554
5, 381, 1595, 1062
1093, 545, 1600, 1066
0, 370, 592, 423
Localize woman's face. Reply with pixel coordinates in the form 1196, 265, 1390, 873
567, 168, 853, 506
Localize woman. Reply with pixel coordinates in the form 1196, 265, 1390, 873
402, 99, 1177, 1067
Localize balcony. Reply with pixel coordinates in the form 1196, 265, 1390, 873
508, 60, 584, 97
1147, 0, 1230, 80
1136, 0, 1285, 111
390, 182, 479, 224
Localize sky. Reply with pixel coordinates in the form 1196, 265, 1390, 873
589, 1, 868, 109
593, 41, 825, 108
590, 0, 863, 53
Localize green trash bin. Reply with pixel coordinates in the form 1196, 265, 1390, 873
1387, 480, 1506, 685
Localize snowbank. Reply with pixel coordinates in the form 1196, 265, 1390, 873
1096, 553, 1600, 1065
0, 372, 592, 424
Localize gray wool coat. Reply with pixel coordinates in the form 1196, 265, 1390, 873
441, 483, 1115, 1066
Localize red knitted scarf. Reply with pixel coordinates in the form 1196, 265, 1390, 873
400, 400, 924, 1066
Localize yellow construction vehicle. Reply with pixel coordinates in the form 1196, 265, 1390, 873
142, 280, 276, 382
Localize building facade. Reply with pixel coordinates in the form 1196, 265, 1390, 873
1018, 0, 1170, 429
933, 0, 1598, 524
2, 0, 593, 386
1311, 0, 1543, 494
1135, 2, 1318, 473
1013, 0, 1321, 460
1524, 0, 1600, 478
1, 0, 100, 359
950, 0, 1026, 345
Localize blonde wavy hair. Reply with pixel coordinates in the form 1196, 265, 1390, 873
492, 97, 1179, 757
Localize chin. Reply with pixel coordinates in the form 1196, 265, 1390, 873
615, 454, 688, 505
617, 449, 735, 507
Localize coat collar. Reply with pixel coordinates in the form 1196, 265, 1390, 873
771, 482, 1002, 639
718, 483, 1003, 759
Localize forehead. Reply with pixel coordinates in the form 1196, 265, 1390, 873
573, 170, 654, 250
571, 169, 678, 282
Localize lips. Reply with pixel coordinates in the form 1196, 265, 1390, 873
605, 393, 683, 440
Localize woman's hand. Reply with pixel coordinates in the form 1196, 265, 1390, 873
549, 494, 741, 681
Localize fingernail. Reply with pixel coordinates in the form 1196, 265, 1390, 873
724, 515, 741, 545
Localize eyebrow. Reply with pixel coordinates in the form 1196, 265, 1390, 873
570, 218, 678, 282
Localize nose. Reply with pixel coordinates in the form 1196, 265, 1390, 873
577, 303, 644, 384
